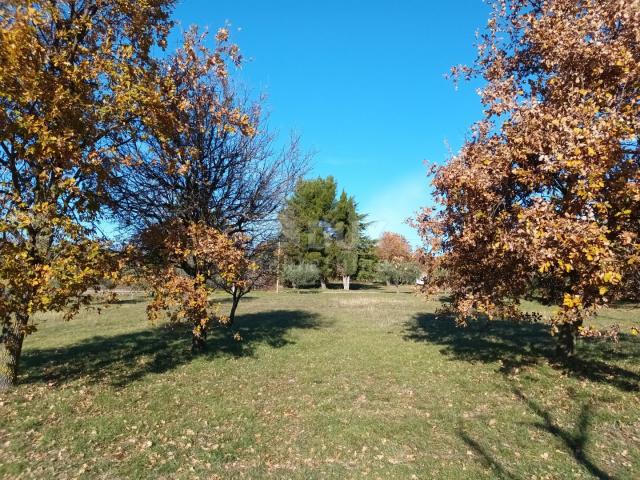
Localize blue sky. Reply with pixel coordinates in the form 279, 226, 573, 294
172, 1, 489, 245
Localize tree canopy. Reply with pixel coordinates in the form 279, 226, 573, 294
110, 28, 306, 335
416, 0, 640, 355
280, 177, 365, 289
0, 0, 174, 389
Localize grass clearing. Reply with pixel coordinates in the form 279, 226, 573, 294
1, 287, 639, 479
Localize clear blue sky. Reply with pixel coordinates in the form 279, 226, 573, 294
172, 1, 489, 245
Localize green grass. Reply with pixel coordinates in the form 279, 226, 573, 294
1, 287, 639, 479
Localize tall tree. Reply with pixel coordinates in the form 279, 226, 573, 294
280, 177, 337, 288
417, 0, 639, 356
330, 191, 360, 290
0, 0, 174, 389
111, 28, 306, 339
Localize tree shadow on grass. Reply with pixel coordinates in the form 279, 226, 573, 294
458, 428, 520, 480
459, 391, 613, 480
216, 295, 259, 304
20, 309, 323, 388
404, 313, 640, 392
511, 387, 614, 480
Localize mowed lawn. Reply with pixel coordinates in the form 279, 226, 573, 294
1, 288, 639, 479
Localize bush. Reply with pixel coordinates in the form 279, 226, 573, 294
283, 263, 321, 289
377, 261, 421, 288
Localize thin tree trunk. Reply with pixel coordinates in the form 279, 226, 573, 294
191, 321, 207, 352
556, 322, 578, 358
0, 315, 28, 391
229, 292, 241, 325
320, 278, 327, 289
385, 280, 391, 286
342, 276, 349, 290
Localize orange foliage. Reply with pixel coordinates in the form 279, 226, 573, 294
376, 232, 413, 263
138, 221, 255, 350
417, 0, 639, 355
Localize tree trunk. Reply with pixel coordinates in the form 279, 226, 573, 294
229, 293, 240, 325
395, 283, 400, 293
191, 327, 207, 352
0, 315, 28, 391
556, 322, 578, 358
191, 318, 208, 353
320, 278, 327, 289
385, 280, 391, 286
342, 275, 350, 290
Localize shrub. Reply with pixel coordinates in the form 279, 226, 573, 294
283, 263, 321, 289
377, 261, 421, 288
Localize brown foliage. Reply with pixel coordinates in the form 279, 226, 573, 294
137, 220, 254, 350
0, 1, 174, 388
111, 28, 306, 324
416, 0, 640, 355
376, 232, 413, 263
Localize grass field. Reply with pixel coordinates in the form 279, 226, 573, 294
1, 287, 639, 479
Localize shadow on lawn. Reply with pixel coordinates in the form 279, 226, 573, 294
459, 388, 614, 480
513, 388, 614, 480
458, 429, 519, 480
404, 313, 640, 392
21, 309, 322, 388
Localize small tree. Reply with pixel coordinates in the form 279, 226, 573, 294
137, 220, 251, 351
378, 261, 421, 292
283, 263, 320, 289
111, 28, 306, 328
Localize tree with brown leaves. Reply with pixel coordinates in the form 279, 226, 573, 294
137, 220, 253, 351
0, 0, 174, 389
416, 0, 639, 356
111, 28, 306, 339
376, 232, 413, 264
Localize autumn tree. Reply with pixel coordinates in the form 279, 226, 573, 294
0, 0, 174, 389
135, 220, 252, 351
376, 232, 413, 264
374, 232, 417, 289
110, 28, 306, 335
417, 0, 639, 356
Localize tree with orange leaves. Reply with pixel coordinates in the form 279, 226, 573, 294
136, 221, 254, 351
376, 232, 413, 264
111, 28, 305, 340
0, 0, 174, 389
417, 0, 639, 356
